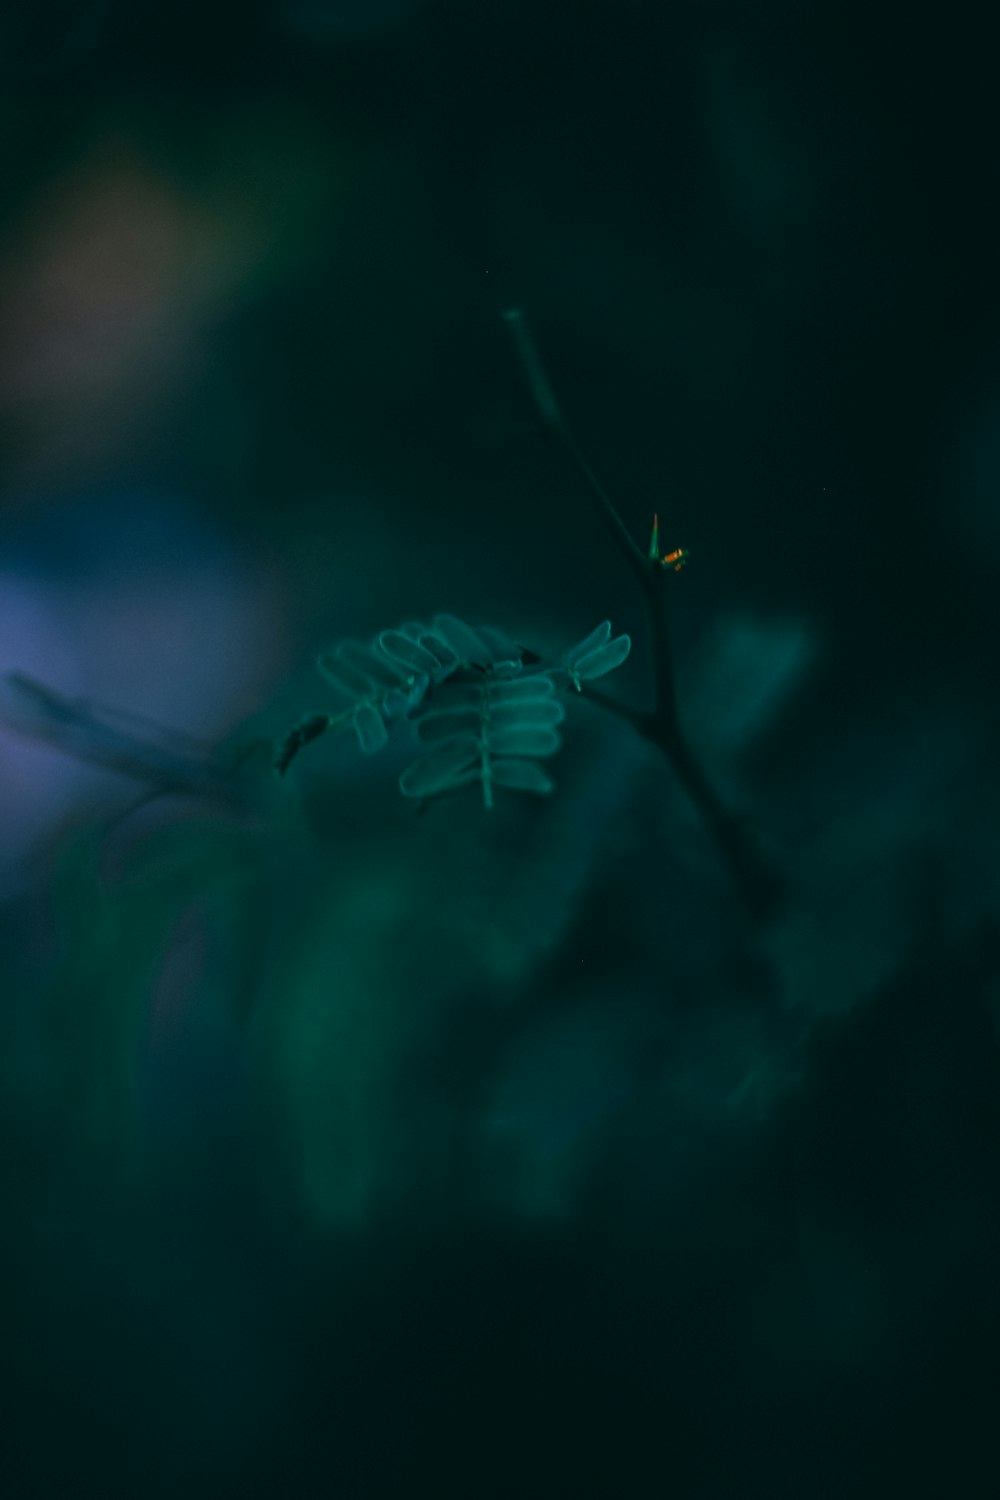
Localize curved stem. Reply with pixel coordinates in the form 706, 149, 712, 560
502, 309, 648, 581
504, 307, 784, 919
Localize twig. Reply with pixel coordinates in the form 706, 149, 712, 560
578, 682, 648, 734
503, 307, 784, 919
502, 308, 648, 582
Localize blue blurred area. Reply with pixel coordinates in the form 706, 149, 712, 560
0, 487, 282, 891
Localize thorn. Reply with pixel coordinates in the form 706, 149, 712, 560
648, 512, 660, 561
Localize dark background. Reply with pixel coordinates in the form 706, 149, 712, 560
2, 1, 1000, 1495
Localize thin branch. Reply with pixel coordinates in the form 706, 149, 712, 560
502, 308, 649, 582
638, 573, 680, 736
503, 307, 785, 919
578, 682, 648, 733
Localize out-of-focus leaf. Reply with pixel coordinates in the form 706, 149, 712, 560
317, 648, 378, 700
431, 614, 494, 666
382, 674, 430, 720
570, 633, 631, 683
488, 698, 565, 728
378, 631, 442, 676
415, 631, 459, 670
489, 759, 555, 794
399, 736, 481, 797
339, 638, 403, 686
686, 615, 814, 754
354, 702, 389, 754
564, 621, 612, 666
477, 625, 522, 661
486, 725, 562, 757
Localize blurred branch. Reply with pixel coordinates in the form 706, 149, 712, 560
0, 672, 240, 806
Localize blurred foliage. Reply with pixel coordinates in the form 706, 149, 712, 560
2, 0, 1000, 1495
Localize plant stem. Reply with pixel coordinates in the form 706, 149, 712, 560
503, 307, 784, 918
578, 682, 648, 734
502, 308, 649, 582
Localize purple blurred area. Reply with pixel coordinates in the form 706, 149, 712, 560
0, 148, 241, 477
0, 145, 294, 890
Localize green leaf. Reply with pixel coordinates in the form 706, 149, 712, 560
338, 638, 404, 686
572, 633, 631, 681
488, 698, 565, 728
415, 631, 460, 671
399, 737, 481, 797
382, 675, 430, 720
564, 621, 612, 666
432, 614, 494, 666
489, 758, 555, 794
354, 702, 389, 754
477, 625, 522, 661
317, 649, 376, 700
378, 631, 443, 676
489, 676, 556, 703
